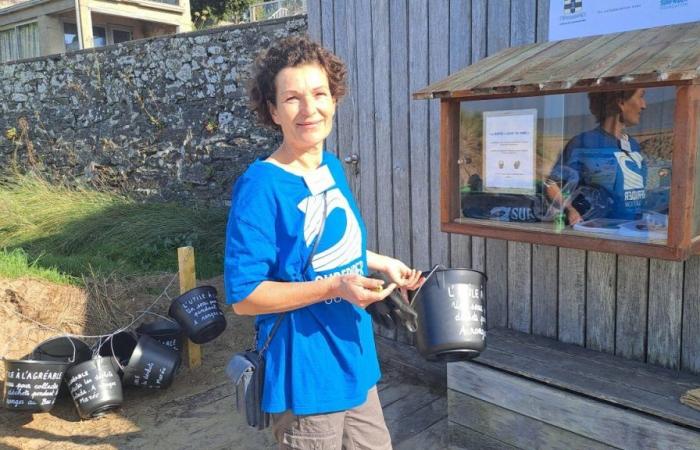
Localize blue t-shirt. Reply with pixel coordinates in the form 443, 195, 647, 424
551, 127, 647, 220
224, 151, 380, 415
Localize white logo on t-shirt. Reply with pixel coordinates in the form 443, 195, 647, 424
614, 151, 644, 190
298, 187, 362, 272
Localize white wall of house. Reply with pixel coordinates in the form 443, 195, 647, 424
1, 0, 192, 62
0, 0, 73, 26
88, 0, 191, 32
37, 13, 63, 55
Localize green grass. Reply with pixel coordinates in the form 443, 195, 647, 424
0, 174, 228, 284
0, 248, 77, 284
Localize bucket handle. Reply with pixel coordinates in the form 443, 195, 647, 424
93, 333, 127, 372
108, 333, 127, 372
59, 334, 78, 364
409, 264, 446, 307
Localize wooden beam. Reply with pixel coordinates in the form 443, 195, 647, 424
668, 85, 698, 248
441, 220, 684, 261
178, 246, 201, 368
440, 100, 460, 226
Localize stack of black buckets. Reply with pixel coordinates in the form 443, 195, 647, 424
1, 286, 226, 419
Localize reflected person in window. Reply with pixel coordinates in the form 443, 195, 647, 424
546, 89, 647, 225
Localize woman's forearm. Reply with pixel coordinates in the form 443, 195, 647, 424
367, 250, 391, 272
232, 278, 339, 316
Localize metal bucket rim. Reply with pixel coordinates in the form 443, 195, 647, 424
3, 358, 71, 366
422, 267, 488, 281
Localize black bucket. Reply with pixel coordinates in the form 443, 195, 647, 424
122, 335, 181, 389
2, 358, 68, 412
31, 337, 92, 399
412, 267, 487, 362
32, 337, 92, 367
95, 332, 137, 375
65, 356, 123, 419
168, 286, 226, 344
136, 317, 184, 352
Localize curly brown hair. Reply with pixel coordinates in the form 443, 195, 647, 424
248, 35, 348, 127
587, 89, 637, 124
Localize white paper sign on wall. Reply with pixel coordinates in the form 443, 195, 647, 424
549, 0, 700, 41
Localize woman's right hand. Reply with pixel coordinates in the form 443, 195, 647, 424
333, 274, 397, 309
566, 207, 583, 225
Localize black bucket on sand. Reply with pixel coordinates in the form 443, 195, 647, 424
2, 358, 68, 412
65, 356, 123, 419
136, 317, 184, 353
168, 286, 226, 344
95, 332, 137, 375
122, 335, 181, 389
32, 337, 92, 367
412, 267, 487, 362
31, 336, 92, 398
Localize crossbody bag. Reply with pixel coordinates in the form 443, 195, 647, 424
226, 191, 328, 430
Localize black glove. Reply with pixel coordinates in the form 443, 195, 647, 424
367, 273, 418, 333
366, 300, 396, 330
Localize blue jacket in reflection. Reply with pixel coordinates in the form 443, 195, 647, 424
550, 127, 647, 220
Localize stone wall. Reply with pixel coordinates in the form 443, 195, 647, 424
0, 16, 306, 206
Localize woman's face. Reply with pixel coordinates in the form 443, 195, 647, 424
269, 63, 336, 152
619, 88, 646, 127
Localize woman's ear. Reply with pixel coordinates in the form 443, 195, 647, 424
268, 100, 280, 125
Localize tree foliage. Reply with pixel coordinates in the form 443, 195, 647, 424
191, 0, 256, 28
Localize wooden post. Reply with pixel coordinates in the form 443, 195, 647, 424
178, 246, 202, 368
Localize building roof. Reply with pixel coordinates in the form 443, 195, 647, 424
413, 22, 700, 100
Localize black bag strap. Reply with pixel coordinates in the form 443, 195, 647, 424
258, 190, 328, 357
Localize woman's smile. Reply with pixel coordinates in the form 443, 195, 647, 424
297, 119, 323, 128
269, 63, 337, 155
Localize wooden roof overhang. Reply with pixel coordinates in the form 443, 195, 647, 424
413, 22, 700, 100
414, 22, 700, 261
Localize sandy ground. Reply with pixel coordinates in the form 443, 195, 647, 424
0, 275, 276, 450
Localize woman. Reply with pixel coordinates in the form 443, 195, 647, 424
546, 89, 648, 225
224, 35, 422, 449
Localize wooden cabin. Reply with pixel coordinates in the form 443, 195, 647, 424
414, 22, 700, 449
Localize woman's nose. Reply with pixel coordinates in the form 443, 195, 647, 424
299, 96, 316, 114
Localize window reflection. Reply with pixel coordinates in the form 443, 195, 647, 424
93, 26, 107, 47
458, 87, 675, 243
64, 23, 80, 52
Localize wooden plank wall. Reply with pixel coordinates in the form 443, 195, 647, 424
307, 0, 700, 375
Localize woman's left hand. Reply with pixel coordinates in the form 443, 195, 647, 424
380, 257, 423, 304
367, 251, 422, 290
367, 252, 424, 303
382, 258, 423, 290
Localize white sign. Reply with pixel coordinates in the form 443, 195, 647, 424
482, 109, 537, 195
549, 0, 700, 41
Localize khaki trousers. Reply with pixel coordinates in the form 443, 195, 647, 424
271, 386, 392, 450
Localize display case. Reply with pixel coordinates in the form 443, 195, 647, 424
415, 24, 700, 260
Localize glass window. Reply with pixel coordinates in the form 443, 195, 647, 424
16, 22, 38, 59
112, 28, 132, 44
0, 28, 17, 63
64, 22, 80, 52
92, 26, 106, 47
457, 86, 675, 244
0, 22, 39, 62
